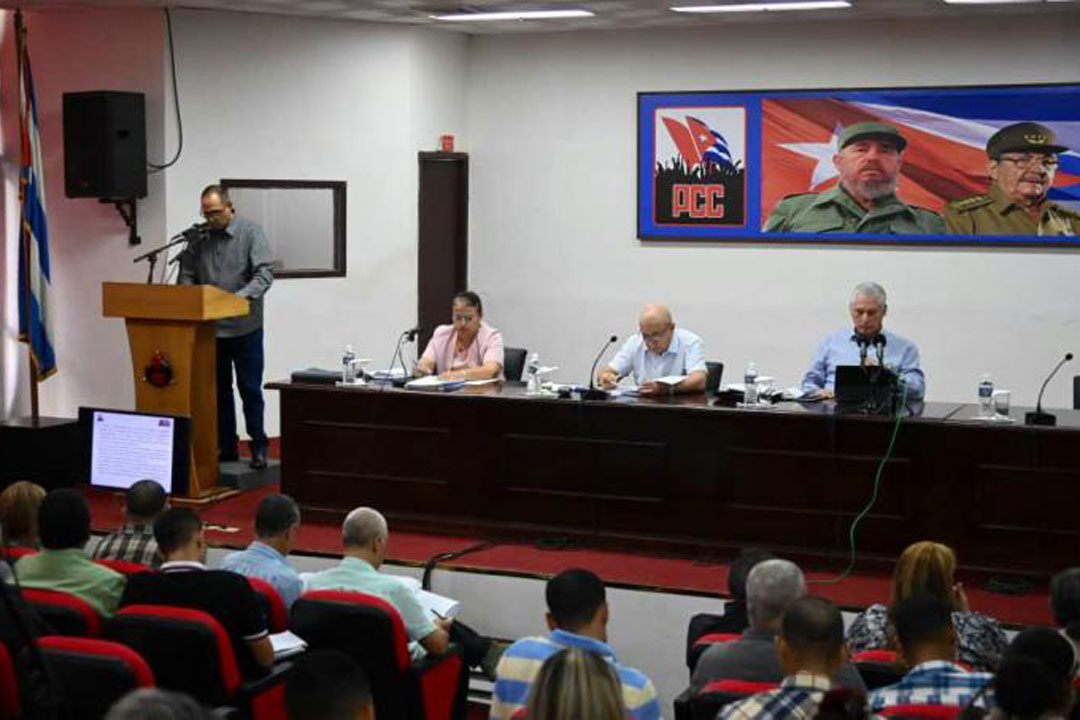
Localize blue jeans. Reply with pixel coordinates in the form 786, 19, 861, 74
217, 328, 267, 453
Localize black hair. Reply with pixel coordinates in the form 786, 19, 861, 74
890, 592, 954, 655
285, 648, 373, 719
729, 547, 776, 600
38, 489, 91, 550
994, 627, 1076, 719
781, 596, 844, 656
546, 568, 606, 632
254, 494, 300, 539
200, 183, 231, 205
453, 290, 483, 316
153, 507, 203, 556
126, 479, 167, 520
1050, 567, 1080, 638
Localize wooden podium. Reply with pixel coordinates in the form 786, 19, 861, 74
103, 282, 249, 498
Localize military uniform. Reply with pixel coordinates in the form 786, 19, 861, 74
764, 185, 945, 235
945, 185, 1080, 236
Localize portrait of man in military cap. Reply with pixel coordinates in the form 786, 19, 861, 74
763, 121, 944, 235
945, 122, 1080, 236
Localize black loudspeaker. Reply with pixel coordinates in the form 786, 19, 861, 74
63, 91, 147, 199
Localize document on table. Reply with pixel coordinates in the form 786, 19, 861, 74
653, 375, 687, 386
404, 376, 465, 392
394, 576, 462, 620
270, 630, 308, 659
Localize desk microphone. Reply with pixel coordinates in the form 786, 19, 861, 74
584, 334, 618, 401
873, 333, 887, 365
1026, 352, 1073, 426
853, 333, 869, 366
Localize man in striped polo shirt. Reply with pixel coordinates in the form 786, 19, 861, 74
490, 568, 661, 720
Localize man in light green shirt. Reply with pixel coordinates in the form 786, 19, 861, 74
14, 489, 124, 617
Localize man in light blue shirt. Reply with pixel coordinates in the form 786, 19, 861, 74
598, 304, 707, 395
801, 282, 925, 399
221, 494, 303, 609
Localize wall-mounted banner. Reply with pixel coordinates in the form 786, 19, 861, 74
638, 84, 1080, 246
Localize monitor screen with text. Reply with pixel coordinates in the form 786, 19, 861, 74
81, 408, 190, 494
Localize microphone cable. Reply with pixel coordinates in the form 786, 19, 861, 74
810, 380, 909, 586
148, 8, 183, 172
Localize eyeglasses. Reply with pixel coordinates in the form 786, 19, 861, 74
997, 154, 1060, 170
642, 327, 671, 342
452, 314, 477, 324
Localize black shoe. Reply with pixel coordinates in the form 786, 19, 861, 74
219, 446, 239, 462
250, 449, 268, 470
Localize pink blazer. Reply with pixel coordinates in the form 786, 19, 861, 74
420, 321, 505, 377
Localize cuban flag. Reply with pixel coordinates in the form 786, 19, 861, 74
761, 91, 1080, 223
663, 115, 738, 172
17, 17, 56, 381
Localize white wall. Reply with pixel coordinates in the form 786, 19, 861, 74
466, 14, 1080, 405
0, 7, 165, 419
162, 9, 468, 438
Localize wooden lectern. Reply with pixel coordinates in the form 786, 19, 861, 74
103, 282, 249, 498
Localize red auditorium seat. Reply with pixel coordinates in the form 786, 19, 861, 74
36, 636, 154, 717
675, 678, 778, 720
0, 642, 20, 720
22, 588, 104, 637
291, 589, 466, 720
94, 558, 154, 575
878, 703, 964, 719
106, 604, 289, 719
851, 649, 906, 689
246, 577, 288, 633
1, 546, 37, 564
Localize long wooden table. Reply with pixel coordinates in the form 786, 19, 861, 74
269, 381, 1080, 576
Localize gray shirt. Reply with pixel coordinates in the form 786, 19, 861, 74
691, 626, 866, 692
177, 215, 273, 338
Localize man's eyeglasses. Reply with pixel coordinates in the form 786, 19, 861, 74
642, 327, 671, 342
997, 154, 1060, 170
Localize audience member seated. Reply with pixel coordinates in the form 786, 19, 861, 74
491, 568, 661, 720
105, 687, 210, 720
719, 596, 851, 720
1050, 568, 1080, 666
285, 648, 375, 720
14, 489, 125, 617
521, 647, 626, 720
221, 493, 303, 609
304, 506, 499, 675
89, 479, 167, 568
867, 593, 994, 713
846, 541, 1006, 671
120, 507, 273, 679
686, 547, 775, 670
984, 628, 1077, 720
0, 480, 46, 549
692, 559, 865, 692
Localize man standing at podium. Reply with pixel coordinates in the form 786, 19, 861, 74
179, 185, 274, 469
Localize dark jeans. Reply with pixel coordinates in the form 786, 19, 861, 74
217, 328, 267, 454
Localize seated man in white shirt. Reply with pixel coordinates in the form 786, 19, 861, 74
597, 305, 707, 396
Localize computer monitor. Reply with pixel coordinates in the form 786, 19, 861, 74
79, 407, 191, 495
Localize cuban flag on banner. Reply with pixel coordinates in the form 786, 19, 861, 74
18, 24, 56, 381
663, 115, 738, 172
761, 93, 1080, 223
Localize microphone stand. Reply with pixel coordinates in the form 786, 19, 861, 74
1026, 352, 1074, 426
132, 229, 204, 284
583, 335, 618, 401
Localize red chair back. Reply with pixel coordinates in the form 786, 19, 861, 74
37, 636, 154, 717
106, 604, 241, 707
94, 558, 154, 575
291, 589, 464, 720
692, 632, 741, 648
0, 642, 19, 720
692, 679, 778, 720
247, 577, 288, 633
1, 546, 36, 564
878, 704, 964, 719
22, 588, 103, 637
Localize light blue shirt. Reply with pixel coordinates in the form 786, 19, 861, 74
609, 327, 707, 385
221, 541, 303, 609
304, 556, 436, 657
802, 329, 925, 399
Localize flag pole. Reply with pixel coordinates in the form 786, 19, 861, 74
15, 9, 40, 425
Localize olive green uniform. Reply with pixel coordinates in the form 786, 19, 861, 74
764, 185, 945, 234
944, 185, 1080, 236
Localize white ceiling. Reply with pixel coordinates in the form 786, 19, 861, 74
6, 0, 1080, 34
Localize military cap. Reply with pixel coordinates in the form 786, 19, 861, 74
839, 122, 907, 152
986, 122, 1068, 158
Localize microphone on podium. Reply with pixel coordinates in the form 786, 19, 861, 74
583, 335, 618, 401
1025, 352, 1073, 426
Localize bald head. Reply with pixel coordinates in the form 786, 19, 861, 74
639, 305, 675, 354
342, 507, 387, 549
640, 305, 673, 327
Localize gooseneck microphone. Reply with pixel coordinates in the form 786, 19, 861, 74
1026, 352, 1073, 426
873, 333, 887, 365
853, 333, 869, 366
584, 335, 618, 401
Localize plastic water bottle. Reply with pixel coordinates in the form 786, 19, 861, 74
744, 361, 759, 405
526, 352, 541, 395
978, 373, 994, 417
343, 345, 357, 384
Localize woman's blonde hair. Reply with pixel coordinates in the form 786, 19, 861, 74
0, 481, 47, 546
891, 541, 957, 609
524, 648, 625, 720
